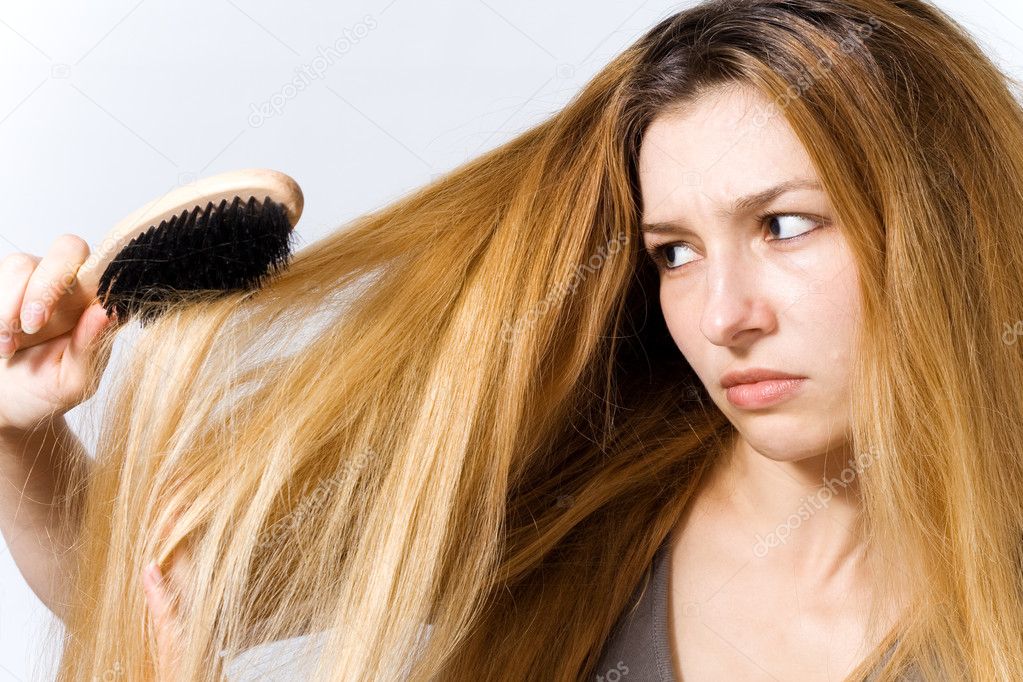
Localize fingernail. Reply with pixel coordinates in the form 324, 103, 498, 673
21, 302, 43, 335
144, 560, 161, 582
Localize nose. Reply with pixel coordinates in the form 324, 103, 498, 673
698, 247, 777, 347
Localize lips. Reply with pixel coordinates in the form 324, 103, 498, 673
719, 367, 805, 389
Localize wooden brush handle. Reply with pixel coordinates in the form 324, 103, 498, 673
19, 168, 303, 350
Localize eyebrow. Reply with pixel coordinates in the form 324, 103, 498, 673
640, 178, 824, 235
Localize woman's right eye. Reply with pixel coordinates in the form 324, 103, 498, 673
644, 241, 697, 272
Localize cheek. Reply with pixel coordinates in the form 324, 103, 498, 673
790, 286, 856, 371
659, 286, 688, 348
789, 238, 861, 347
782, 241, 862, 391
658, 285, 710, 375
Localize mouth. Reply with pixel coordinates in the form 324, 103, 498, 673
719, 367, 807, 410
723, 377, 807, 409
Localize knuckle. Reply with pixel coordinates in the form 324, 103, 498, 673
1, 252, 38, 272
29, 269, 77, 305
53, 233, 90, 257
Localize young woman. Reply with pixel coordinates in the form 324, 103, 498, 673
2, 0, 1022, 679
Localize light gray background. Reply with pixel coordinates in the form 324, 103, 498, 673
1, 0, 1021, 678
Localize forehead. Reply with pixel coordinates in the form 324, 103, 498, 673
637, 85, 818, 219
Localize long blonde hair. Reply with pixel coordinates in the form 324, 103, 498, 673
51, 0, 1023, 679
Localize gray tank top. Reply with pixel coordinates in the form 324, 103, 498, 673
593, 539, 920, 681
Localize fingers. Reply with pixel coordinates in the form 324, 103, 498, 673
141, 561, 181, 681
154, 507, 196, 617
0, 234, 91, 359
143, 508, 191, 681
62, 302, 119, 381
0, 253, 41, 358
20, 234, 90, 335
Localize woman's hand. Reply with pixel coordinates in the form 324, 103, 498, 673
141, 511, 192, 681
141, 559, 183, 681
0, 235, 123, 432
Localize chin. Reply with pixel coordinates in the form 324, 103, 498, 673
734, 416, 852, 463
744, 439, 817, 462
728, 415, 832, 457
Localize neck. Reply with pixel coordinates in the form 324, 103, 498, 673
699, 430, 874, 584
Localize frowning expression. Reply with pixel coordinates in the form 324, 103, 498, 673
638, 83, 861, 461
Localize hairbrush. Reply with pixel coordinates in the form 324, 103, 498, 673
17, 167, 303, 349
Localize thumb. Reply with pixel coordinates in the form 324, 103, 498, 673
57, 303, 119, 399
64, 303, 118, 368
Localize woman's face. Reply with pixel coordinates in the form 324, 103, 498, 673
637, 84, 861, 463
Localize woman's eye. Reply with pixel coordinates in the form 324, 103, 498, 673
645, 242, 697, 271
643, 213, 825, 273
764, 213, 822, 241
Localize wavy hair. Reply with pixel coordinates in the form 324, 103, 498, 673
49, 0, 1023, 679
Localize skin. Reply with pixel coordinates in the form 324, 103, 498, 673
0, 235, 180, 674
638, 83, 902, 680
6, 82, 899, 679
140, 82, 878, 678
142, 560, 183, 679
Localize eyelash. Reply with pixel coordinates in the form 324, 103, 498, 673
643, 212, 825, 272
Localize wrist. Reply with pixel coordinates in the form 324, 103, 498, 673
0, 413, 66, 443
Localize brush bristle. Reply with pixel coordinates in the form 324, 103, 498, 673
96, 195, 295, 325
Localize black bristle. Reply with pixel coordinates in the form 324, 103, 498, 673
95, 195, 295, 325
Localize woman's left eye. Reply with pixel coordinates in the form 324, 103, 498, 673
762, 213, 823, 241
